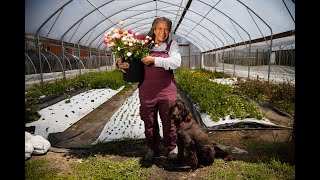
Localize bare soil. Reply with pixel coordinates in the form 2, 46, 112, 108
26, 85, 294, 179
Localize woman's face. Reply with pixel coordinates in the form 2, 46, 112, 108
154, 20, 169, 45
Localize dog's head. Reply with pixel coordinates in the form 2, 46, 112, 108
169, 99, 191, 127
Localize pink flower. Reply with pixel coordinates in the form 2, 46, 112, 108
107, 42, 114, 48
103, 21, 154, 62
111, 33, 121, 39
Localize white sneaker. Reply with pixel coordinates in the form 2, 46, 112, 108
144, 148, 154, 161
168, 146, 178, 160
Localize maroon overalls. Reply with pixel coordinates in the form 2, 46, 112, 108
139, 40, 177, 153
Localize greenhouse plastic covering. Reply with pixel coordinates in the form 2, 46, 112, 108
25, 0, 295, 52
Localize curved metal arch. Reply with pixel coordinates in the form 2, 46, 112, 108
177, 33, 205, 52
81, 0, 154, 46
124, 25, 209, 52
92, 0, 237, 51
96, 16, 156, 49
95, 14, 158, 49
282, 0, 295, 23
186, 0, 222, 37
64, 51, 86, 69
177, 26, 211, 51
40, 52, 52, 73
36, 0, 74, 35
176, 29, 207, 52
98, 9, 226, 51
68, 19, 83, 43
27, 51, 37, 60
229, 19, 249, 50
130, 26, 206, 52
92, 8, 179, 49
246, 8, 269, 47
46, 51, 64, 72
25, 59, 31, 74
35, 0, 74, 83
25, 53, 37, 74
61, 53, 72, 70
64, 51, 80, 69
159, 0, 236, 54
198, 0, 252, 51
123, 22, 213, 51
61, 0, 117, 42
198, 0, 261, 76
98, 4, 228, 64
76, 56, 86, 70
236, 0, 273, 81
157, 9, 219, 49
157, 0, 237, 47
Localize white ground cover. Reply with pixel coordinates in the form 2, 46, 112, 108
92, 89, 163, 144
210, 77, 238, 86
25, 77, 274, 144
205, 77, 274, 127
204, 64, 295, 84
25, 86, 124, 139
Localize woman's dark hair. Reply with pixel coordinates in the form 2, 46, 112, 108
147, 17, 172, 43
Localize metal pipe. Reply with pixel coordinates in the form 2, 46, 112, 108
237, 0, 273, 82
78, 44, 82, 74
46, 51, 64, 72
63, 54, 72, 70
282, 0, 295, 23
37, 35, 43, 83
25, 53, 37, 74
40, 52, 52, 73
61, 41, 66, 79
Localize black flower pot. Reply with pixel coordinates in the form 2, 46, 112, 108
123, 59, 144, 82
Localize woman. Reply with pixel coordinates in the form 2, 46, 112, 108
117, 17, 181, 161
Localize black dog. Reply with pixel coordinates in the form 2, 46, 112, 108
169, 99, 215, 169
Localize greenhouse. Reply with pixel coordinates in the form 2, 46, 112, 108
25, 0, 295, 179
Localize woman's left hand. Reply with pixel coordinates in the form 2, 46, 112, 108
141, 56, 155, 65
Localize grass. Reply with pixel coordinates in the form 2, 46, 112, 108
25, 138, 295, 179
243, 140, 291, 164
70, 156, 152, 179
25, 156, 294, 180
25, 156, 153, 180
25, 69, 295, 179
202, 159, 295, 180
25, 159, 61, 180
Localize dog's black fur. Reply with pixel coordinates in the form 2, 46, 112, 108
169, 99, 216, 169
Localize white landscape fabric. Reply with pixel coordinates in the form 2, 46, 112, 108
25, 86, 124, 139
26, 78, 275, 145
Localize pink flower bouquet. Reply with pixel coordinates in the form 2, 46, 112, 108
103, 21, 155, 63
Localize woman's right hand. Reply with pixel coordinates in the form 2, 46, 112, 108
116, 59, 130, 73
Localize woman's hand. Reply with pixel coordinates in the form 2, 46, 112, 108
141, 56, 155, 65
116, 59, 129, 73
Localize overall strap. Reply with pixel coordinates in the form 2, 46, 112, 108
165, 40, 173, 51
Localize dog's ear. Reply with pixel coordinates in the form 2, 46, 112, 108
177, 100, 190, 121
168, 100, 178, 116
